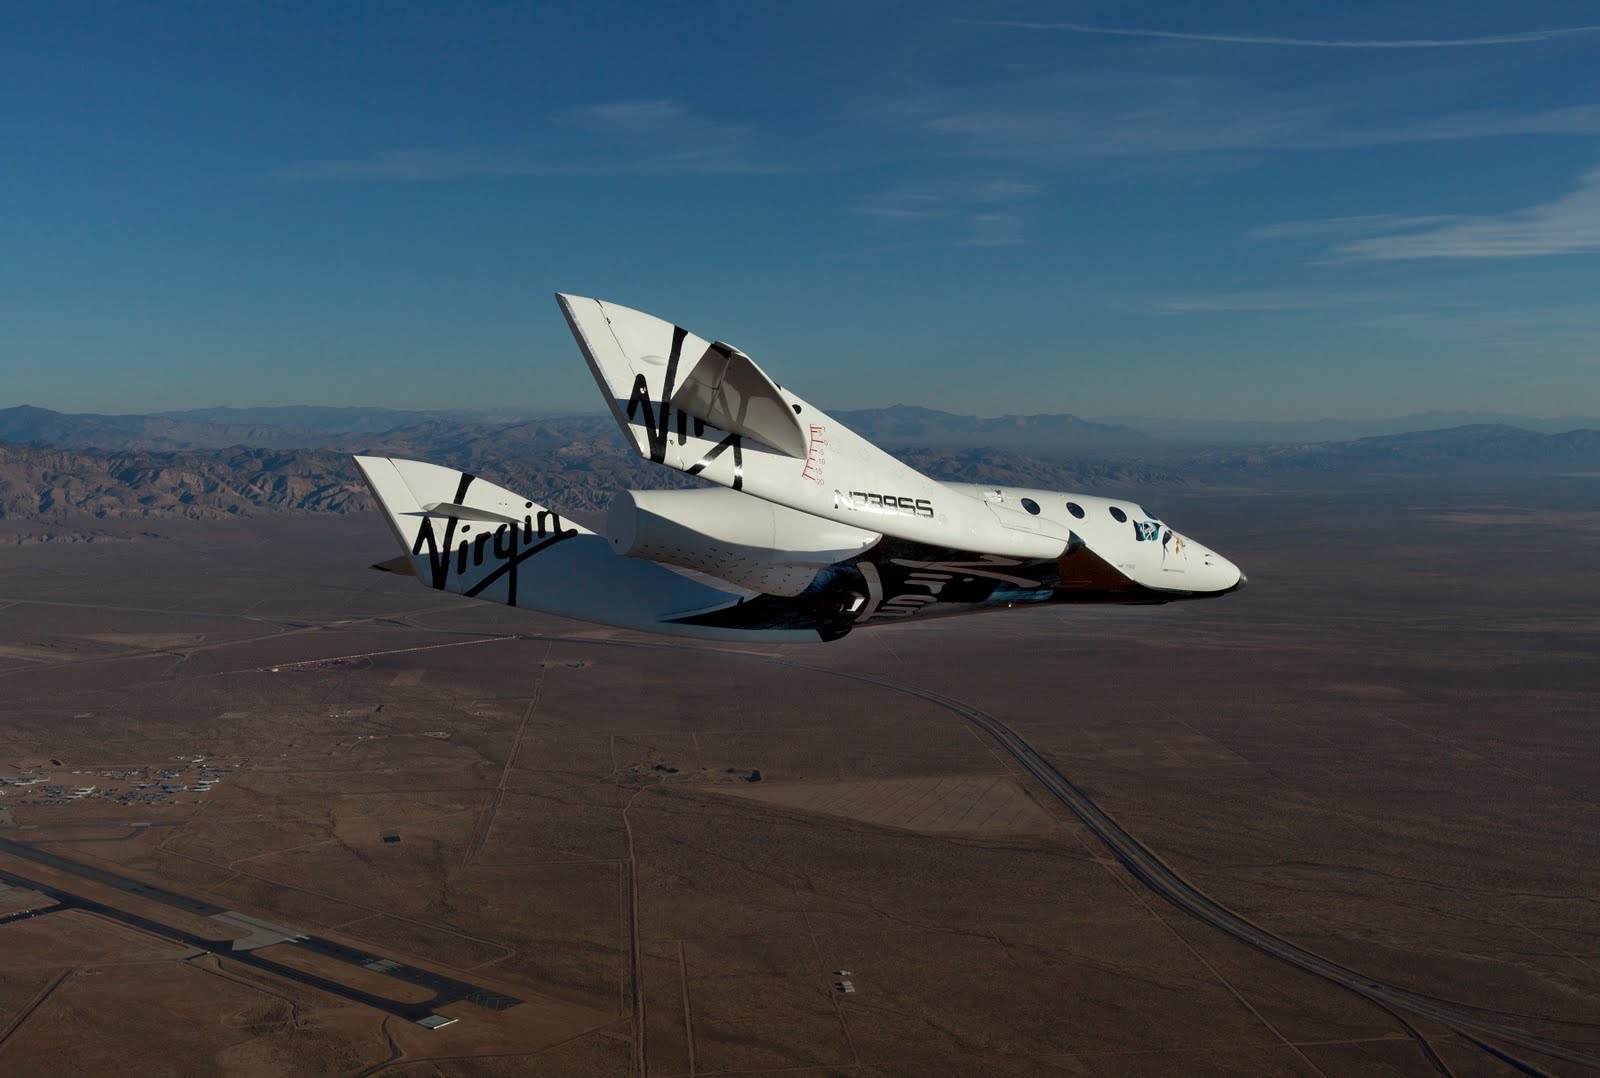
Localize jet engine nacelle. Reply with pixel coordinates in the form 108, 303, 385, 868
607, 488, 880, 596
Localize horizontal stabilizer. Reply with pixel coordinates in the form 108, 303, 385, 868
352, 455, 830, 642
371, 555, 416, 576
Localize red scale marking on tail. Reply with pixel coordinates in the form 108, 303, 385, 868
801, 424, 827, 483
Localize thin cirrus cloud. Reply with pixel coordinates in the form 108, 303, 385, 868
957, 19, 1600, 49
267, 146, 557, 183
922, 94, 1600, 161
925, 96, 1316, 158
1149, 290, 1367, 314
1264, 166, 1600, 260
268, 100, 762, 183
1247, 214, 1461, 242
854, 181, 1041, 247
569, 99, 766, 174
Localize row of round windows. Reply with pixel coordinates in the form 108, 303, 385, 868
1017, 497, 1127, 522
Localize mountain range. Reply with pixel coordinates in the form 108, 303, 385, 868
155, 403, 1600, 444
1, 404, 1596, 539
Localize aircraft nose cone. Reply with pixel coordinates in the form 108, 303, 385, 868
1204, 553, 1246, 596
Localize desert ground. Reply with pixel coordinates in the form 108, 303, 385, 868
0, 477, 1596, 1076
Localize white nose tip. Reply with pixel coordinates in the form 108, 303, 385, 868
1199, 550, 1246, 595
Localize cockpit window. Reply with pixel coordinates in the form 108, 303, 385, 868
1109, 506, 1128, 523
1066, 502, 1085, 519
1021, 497, 1040, 515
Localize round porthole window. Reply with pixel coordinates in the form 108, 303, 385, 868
1066, 502, 1085, 519
1109, 506, 1128, 522
1021, 497, 1040, 515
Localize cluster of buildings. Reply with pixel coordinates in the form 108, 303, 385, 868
0, 777, 98, 805
0, 757, 239, 808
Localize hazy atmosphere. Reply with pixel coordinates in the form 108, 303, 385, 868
6, 2, 1600, 418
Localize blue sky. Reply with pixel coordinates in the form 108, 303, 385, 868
4, 2, 1600, 419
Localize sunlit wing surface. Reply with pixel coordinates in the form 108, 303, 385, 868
354, 456, 828, 642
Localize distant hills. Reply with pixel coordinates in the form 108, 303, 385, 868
9, 402, 1595, 451
0, 412, 683, 526
0, 445, 368, 521
1, 403, 1596, 538
154, 404, 556, 433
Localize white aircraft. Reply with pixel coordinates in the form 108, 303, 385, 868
355, 295, 1246, 643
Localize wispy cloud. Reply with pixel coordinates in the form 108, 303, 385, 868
964, 211, 1028, 248
959, 19, 1600, 50
919, 89, 1600, 161
1383, 104, 1600, 143
268, 147, 555, 183
855, 192, 949, 220
1273, 167, 1600, 260
572, 99, 765, 174
269, 100, 766, 183
1247, 214, 1460, 242
1150, 290, 1367, 314
854, 180, 1040, 247
924, 95, 1309, 158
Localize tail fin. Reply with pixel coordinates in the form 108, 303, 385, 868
556, 293, 1069, 560
352, 456, 825, 641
